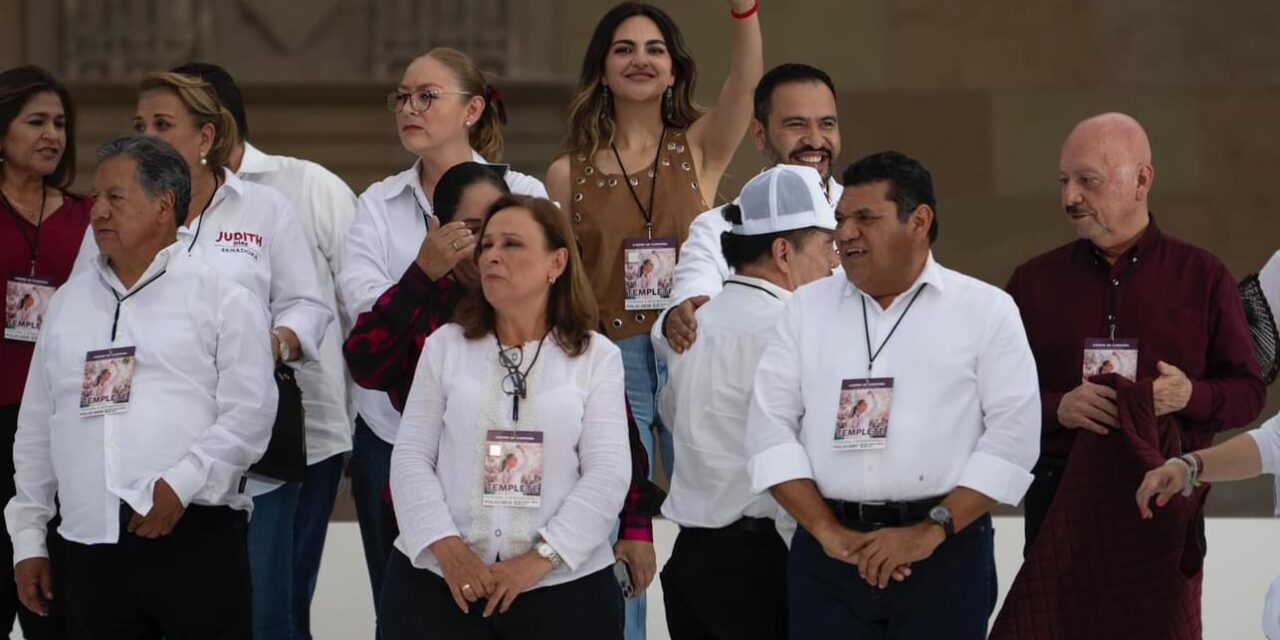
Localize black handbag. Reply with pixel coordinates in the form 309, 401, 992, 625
248, 364, 307, 482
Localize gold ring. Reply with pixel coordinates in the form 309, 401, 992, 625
461, 583, 473, 591
451, 241, 459, 251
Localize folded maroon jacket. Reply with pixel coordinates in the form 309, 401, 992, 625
991, 375, 1207, 640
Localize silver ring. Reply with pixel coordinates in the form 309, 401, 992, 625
451, 241, 459, 251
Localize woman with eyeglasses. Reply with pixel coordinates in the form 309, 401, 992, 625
383, 194, 630, 639
337, 47, 548, 622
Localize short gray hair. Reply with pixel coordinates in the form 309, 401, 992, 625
96, 134, 192, 227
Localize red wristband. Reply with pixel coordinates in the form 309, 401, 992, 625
731, 1, 759, 20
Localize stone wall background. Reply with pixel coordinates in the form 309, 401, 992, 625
3, 0, 1278, 515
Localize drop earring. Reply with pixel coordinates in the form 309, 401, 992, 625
663, 86, 674, 122
199, 154, 208, 166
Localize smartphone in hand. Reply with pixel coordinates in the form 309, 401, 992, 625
613, 559, 635, 599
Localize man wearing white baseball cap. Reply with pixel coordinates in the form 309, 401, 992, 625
658, 164, 838, 640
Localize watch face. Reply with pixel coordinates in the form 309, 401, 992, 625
929, 505, 950, 522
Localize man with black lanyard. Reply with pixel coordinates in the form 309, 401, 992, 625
745, 151, 1041, 639
658, 165, 838, 639
6, 135, 275, 638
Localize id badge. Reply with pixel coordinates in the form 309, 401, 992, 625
623, 238, 677, 311
80, 347, 137, 417
483, 430, 544, 508
1083, 338, 1138, 382
833, 378, 893, 450
4, 276, 55, 342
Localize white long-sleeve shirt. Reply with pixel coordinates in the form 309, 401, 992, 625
338, 155, 547, 444
652, 178, 843, 361
391, 324, 629, 588
745, 254, 1041, 506
660, 275, 790, 528
237, 142, 357, 465
5, 243, 276, 563
74, 171, 332, 362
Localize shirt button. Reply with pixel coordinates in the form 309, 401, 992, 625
494, 529, 502, 538
1111, 279, 1120, 286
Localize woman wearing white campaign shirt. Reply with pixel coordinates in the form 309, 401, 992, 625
72, 73, 330, 639
338, 47, 545, 616
382, 195, 628, 639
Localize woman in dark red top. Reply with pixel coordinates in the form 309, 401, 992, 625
0, 65, 92, 638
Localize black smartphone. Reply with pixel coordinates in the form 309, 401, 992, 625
613, 559, 635, 598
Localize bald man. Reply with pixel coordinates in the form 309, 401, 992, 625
1000, 114, 1263, 631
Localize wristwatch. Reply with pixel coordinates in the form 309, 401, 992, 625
927, 505, 954, 539
535, 542, 563, 569
271, 328, 292, 362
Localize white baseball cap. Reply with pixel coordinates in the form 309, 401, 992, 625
727, 165, 837, 237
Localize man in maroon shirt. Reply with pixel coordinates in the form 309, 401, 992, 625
1007, 112, 1264, 575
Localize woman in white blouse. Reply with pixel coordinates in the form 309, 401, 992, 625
337, 47, 547, 614
383, 195, 630, 639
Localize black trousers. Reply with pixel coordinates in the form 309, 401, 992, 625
1022, 457, 1067, 556
379, 549, 623, 640
61, 504, 251, 640
0, 403, 68, 639
660, 521, 788, 640
788, 515, 997, 640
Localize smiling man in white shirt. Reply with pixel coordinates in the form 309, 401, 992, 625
654, 63, 842, 359
746, 151, 1040, 639
6, 135, 275, 639
659, 165, 838, 640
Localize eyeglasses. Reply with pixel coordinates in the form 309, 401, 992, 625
385, 89, 472, 114
498, 346, 528, 399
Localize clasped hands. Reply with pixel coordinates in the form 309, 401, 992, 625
814, 520, 945, 589
431, 536, 557, 617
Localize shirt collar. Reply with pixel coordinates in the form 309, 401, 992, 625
93, 240, 184, 294
382, 150, 490, 202
1087, 212, 1162, 264
236, 142, 280, 176
725, 274, 793, 303
843, 251, 945, 300
220, 168, 248, 197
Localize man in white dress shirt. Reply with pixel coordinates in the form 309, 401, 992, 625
654, 63, 842, 358
659, 165, 838, 640
5, 135, 275, 639
745, 151, 1040, 639
172, 62, 359, 640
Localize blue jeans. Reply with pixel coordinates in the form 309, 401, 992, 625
788, 515, 997, 640
615, 334, 673, 483
615, 334, 670, 640
350, 417, 396, 635
249, 481, 302, 640
248, 453, 346, 640
293, 453, 346, 640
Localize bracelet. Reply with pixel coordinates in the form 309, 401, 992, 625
731, 1, 759, 20
1166, 457, 1196, 497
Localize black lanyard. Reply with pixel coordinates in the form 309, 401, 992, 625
725, 279, 781, 301
860, 285, 927, 377
106, 268, 168, 341
611, 126, 666, 239
1, 187, 48, 275
186, 174, 222, 253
